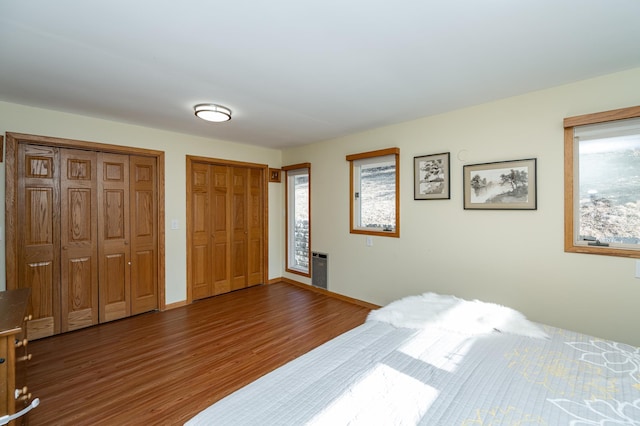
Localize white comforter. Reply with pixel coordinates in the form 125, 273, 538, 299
186, 294, 640, 425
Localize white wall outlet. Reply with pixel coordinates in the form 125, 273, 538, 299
171, 219, 179, 230
636, 260, 640, 279
366, 236, 373, 247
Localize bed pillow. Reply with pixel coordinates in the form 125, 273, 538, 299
367, 292, 548, 339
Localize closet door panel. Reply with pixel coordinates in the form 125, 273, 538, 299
212, 166, 231, 295
191, 163, 212, 300
247, 168, 264, 286
98, 153, 131, 322
9, 135, 163, 339
130, 156, 158, 314
60, 149, 98, 332
103, 253, 128, 320
187, 158, 265, 300
64, 256, 95, 330
18, 145, 61, 339
230, 168, 248, 291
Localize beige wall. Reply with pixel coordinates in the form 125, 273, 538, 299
0, 102, 284, 304
283, 67, 640, 346
2, 67, 639, 346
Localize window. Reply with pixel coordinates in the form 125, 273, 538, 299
346, 148, 400, 237
283, 163, 311, 276
564, 106, 640, 258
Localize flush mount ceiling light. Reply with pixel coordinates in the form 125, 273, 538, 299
194, 103, 232, 122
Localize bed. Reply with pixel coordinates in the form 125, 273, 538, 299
186, 292, 640, 425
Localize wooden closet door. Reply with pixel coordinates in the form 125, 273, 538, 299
17, 144, 61, 339
212, 165, 231, 295
98, 153, 131, 322
247, 168, 264, 286
190, 162, 213, 300
59, 148, 99, 332
187, 158, 266, 301
189, 163, 232, 300
130, 155, 158, 315
230, 167, 248, 291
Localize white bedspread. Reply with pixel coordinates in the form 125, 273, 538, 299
186, 294, 640, 425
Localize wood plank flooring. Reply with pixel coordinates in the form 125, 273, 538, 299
26, 283, 372, 425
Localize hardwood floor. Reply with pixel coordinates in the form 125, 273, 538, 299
26, 283, 373, 425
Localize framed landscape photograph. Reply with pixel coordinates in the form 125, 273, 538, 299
463, 158, 537, 210
414, 152, 450, 200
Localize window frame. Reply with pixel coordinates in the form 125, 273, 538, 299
346, 147, 400, 238
283, 163, 311, 277
564, 105, 640, 258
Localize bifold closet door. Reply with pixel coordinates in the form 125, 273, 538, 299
59, 148, 99, 332
18, 146, 100, 336
247, 167, 264, 287
97, 154, 158, 320
230, 167, 264, 290
129, 155, 159, 315
211, 165, 232, 295
10, 135, 162, 339
17, 144, 61, 339
189, 162, 264, 301
98, 152, 131, 322
190, 163, 231, 300
190, 162, 213, 300
230, 167, 248, 291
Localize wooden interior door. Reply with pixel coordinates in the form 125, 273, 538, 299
130, 155, 158, 315
17, 144, 61, 339
187, 158, 266, 302
6, 132, 166, 338
247, 168, 264, 286
190, 163, 232, 300
212, 165, 231, 295
59, 148, 99, 332
230, 167, 248, 291
190, 162, 212, 300
98, 153, 131, 322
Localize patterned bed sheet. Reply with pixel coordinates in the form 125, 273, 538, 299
186, 320, 640, 425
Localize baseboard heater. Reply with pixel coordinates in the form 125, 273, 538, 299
311, 252, 328, 289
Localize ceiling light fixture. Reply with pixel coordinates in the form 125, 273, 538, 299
194, 103, 232, 122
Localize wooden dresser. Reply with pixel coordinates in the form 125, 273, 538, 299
0, 289, 32, 425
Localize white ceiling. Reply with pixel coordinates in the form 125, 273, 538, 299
1, 1, 639, 149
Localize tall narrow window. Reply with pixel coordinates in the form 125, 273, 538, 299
347, 148, 400, 237
284, 163, 311, 276
564, 106, 640, 258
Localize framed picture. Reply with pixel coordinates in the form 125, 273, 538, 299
269, 168, 281, 183
463, 158, 537, 210
414, 152, 450, 200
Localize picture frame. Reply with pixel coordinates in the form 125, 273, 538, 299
463, 158, 537, 210
414, 152, 450, 200
269, 168, 281, 183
